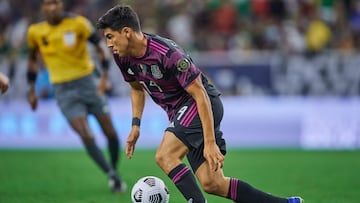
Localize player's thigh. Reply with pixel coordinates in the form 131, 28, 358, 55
78, 73, 110, 116
53, 77, 88, 120
156, 131, 189, 173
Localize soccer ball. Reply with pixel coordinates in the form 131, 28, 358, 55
131, 176, 170, 203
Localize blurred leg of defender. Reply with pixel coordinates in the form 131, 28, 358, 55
96, 113, 127, 192
53, 74, 125, 192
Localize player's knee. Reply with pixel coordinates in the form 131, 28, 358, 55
102, 125, 117, 138
104, 130, 117, 139
73, 127, 94, 144
73, 127, 95, 144
200, 179, 221, 195
80, 134, 95, 145
154, 151, 166, 167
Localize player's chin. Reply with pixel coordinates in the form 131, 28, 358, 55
116, 52, 126, 57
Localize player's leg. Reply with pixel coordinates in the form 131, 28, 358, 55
68, 116, 113, 175
195, 161, 229, 196
155, 131, 207, 203
194, 95, 303, 203
53, 75, 115, 191
83, 72, 125, 192
96, 114, 119, 169
195, 160, 289, 203
95, 113, 126, 192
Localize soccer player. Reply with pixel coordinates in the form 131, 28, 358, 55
0, 72, 9, 94
26, 0, 126, 193
97, 4, 304, 203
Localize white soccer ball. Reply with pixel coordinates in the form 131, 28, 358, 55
131, 176, 170, 203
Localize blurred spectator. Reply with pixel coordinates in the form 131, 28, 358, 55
166, 1, 194, 50
1, 0, 360, 98
305, 11, 332, 54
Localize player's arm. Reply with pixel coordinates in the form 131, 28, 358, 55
88, 33, 111, 94
26, 46, 39, 110
185, 76, 224, 171
85, 15, 110, 78
0, 72, 9, 94
129, 81, 146, 123
126, 81, 146, 159
90, 35, 109, 76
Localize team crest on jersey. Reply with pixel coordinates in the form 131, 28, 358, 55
151, 65, 163, 79
177, 58, 191, 72
63, 32, 76, 47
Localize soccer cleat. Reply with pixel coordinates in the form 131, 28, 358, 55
108, 175, 127, 193
287, 196, 304, 203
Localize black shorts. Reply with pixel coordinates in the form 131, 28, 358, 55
166, 95, 226, 172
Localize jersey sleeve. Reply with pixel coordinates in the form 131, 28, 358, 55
77, 16, 95, 40
27, 25, 38, 50
164, 48, 201, 89
113, 54, 136, 82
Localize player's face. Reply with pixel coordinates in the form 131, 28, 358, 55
42, 0, 63, 25
103, 28, 130, 57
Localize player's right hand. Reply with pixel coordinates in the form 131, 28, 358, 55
27, 90, 38, 110
97, 74, 111, 95
125, 126, 140, 159
204, 142, 224, 172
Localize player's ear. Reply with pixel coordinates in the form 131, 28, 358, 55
122, 27, 132, 38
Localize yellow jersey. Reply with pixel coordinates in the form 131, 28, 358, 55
27, 15, 96, 84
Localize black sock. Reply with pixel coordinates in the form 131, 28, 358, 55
107, 136, 119, 170
84, 142, 111, 173
168, 163, 206, 203
226, 178, 287, 203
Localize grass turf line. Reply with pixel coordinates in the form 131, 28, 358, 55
0, 149, 359, 203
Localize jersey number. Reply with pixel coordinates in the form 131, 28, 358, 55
177, 106, 188, 120
139, 80, 163, 94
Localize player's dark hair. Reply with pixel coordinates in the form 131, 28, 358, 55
97, 5, 141, 32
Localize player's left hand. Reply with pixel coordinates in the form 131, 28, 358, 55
203, 142, 224, 172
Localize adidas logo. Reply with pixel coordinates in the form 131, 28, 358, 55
187, 198, 207, 203
127, 68, 134, 75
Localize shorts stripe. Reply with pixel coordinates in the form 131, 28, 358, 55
179, 103, 197, 127
172, 167, 190, 184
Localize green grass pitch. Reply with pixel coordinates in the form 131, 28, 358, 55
0, 149, 359, 203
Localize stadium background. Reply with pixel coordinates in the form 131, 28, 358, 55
1, 0, 360, 149
0, 1, 360, 202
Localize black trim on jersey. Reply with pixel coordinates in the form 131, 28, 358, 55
145, 33, 176, 58
64, 12, 76, 18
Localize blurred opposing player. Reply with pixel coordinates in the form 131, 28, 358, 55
26, 0, 126, 193
0, 72, 9, 94
97, 5, 304, 203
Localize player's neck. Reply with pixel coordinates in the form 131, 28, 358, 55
47, 14, 64, 26
131, 32, 147, 58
